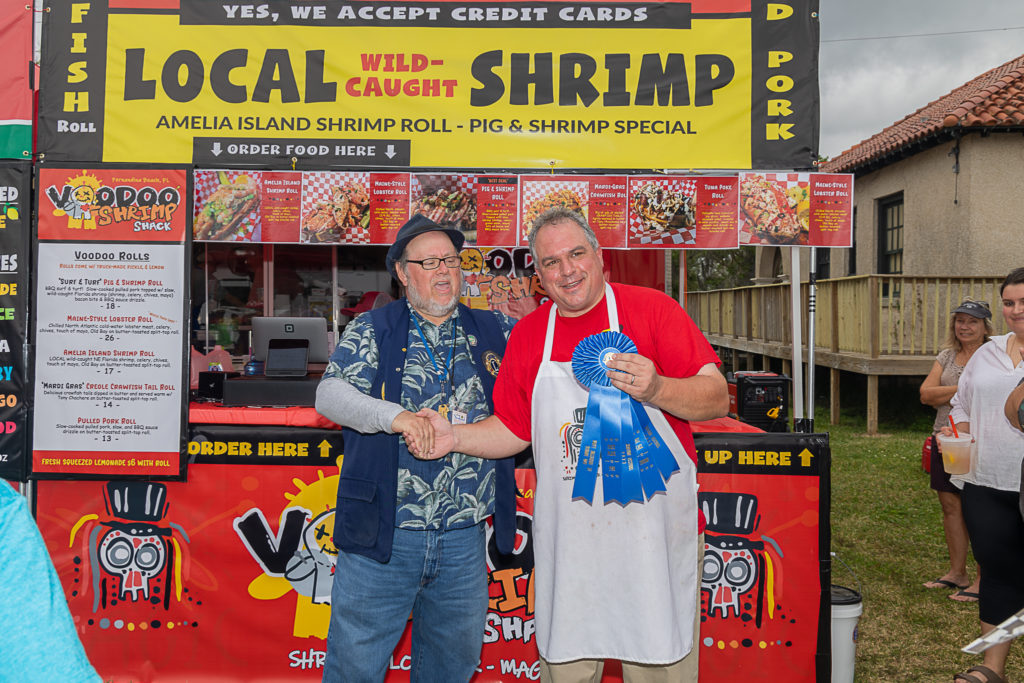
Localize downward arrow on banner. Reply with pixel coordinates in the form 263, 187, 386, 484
385, 145, 396, 159
212, 142, 222, 156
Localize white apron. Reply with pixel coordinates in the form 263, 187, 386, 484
531, 285, 700, 664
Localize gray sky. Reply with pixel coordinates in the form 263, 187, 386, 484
818, 0, 1024, 159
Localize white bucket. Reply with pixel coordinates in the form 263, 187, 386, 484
831, 584, 863, 683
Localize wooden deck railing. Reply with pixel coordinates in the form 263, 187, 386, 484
686, 275, 1007, 361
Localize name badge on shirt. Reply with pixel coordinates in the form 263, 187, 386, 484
451, 409, 468, 425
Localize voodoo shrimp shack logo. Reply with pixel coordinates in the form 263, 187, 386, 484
37, 0, 819, 169
38, 167, 189, 243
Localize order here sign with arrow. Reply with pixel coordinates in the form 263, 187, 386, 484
187, 426, 345, 467
193, 137, 411, 167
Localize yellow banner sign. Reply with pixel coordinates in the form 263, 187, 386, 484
39, 1, 819, 169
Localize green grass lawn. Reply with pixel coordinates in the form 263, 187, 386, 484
827, 396, 1024, 681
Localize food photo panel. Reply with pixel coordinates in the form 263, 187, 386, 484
738, 172, 853, 248
739, 172, 809, 246
627, 176, 739, 249
193, 170, 262, 242
410, 174, 478, 244
300, 171, 372, 244
628, 177, 698, 247
519, 175, 626, 248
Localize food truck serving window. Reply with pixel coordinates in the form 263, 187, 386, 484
192, 242, 394, 361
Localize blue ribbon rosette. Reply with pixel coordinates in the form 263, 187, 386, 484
570, 331, 680, 504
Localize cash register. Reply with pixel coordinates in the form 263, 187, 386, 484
221, 317, 329, 407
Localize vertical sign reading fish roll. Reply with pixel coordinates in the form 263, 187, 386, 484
32, 167, 190, 479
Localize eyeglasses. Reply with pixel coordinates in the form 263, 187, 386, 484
404, 255, 461, 270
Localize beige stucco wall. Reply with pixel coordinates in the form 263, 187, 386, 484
958, 135, 1024, 274
850, 141, 961, 276
753, 133, 1024, 282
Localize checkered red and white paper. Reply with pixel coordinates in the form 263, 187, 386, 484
193, 170, 262, 242
738, 172, 810, 246
301, 171, 372, 244
627, 177, 698, 247
963, 607, 1024, 654
519, 178, 590, 243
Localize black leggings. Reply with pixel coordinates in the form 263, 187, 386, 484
962, 483, 1024, 624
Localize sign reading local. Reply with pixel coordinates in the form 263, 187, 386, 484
31, 167, 190, 479
37, 0, 820, 169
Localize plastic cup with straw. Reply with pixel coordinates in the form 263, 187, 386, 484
938, 415, 971, 475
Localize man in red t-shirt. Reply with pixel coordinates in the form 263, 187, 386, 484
418, 207, 728, 682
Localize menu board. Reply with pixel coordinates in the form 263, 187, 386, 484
0, 164, 30, 481
627, 176, 740, 250
474, 176, 520, 247
739, 173, 854, 248
369, 173, 412, 244
193, 169, 853, 250
261, 171, 304, 243
33, 167, 189, 479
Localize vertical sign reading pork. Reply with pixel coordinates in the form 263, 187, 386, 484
32, 167, 190, 478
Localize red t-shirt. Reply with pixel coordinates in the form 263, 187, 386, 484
494, 282, 721, 464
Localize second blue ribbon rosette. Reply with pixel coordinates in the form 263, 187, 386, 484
570, 331, 680, 504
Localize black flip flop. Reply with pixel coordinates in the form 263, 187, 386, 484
949, 589, 980, 602
924, 577, 969, 590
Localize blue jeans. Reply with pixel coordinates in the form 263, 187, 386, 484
322, 523, 488, 682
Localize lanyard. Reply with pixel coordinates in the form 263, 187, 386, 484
410, 313, 458, 416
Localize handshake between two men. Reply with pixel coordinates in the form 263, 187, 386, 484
393, 349, 670, 461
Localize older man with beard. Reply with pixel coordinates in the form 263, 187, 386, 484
315, 214, 520, 682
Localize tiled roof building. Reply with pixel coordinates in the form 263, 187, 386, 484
703, 54, 1024, 433
823, 54, 1024, 174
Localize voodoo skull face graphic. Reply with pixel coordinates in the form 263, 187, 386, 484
70, 481, 191, 612
699, 491, 784, 623
97, 520, 170, 601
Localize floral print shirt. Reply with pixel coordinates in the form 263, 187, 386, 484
323, 303, 515, 529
